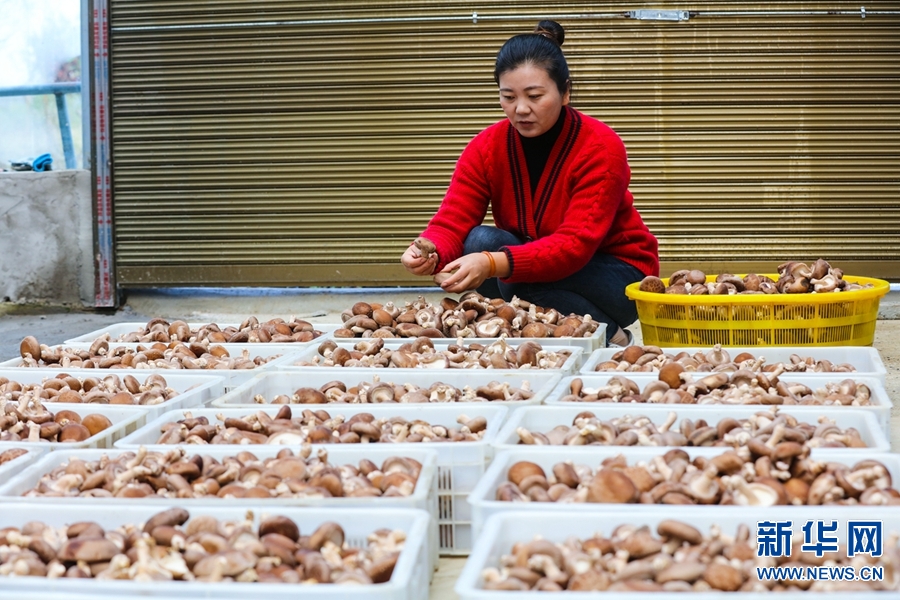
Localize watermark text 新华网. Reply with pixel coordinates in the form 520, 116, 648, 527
756, 519, 884, 583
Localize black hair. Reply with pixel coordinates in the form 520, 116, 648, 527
493, 20, 570, 96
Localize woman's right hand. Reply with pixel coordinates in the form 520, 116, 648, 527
401, 241, 439, 276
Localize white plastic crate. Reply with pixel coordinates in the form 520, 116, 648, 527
0, 448, 42, 486
457, 509, 900, 599
319, 322, 607, 352
544, 374, 894, 433
209, 370, 562, 410
0, 445, 440, 571
580, 345, 888, 383
64, 321, 341, 345
0, 369, 226, 425
0, 404, 145, 450
467, 446, 900, 542
115, 403, 510, 556
0, 343, 305, 390
284, 339, 585, 373
492, 404, 890, 454
0, 503, 431, 600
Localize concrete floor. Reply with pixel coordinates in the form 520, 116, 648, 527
0, 287, 898, 599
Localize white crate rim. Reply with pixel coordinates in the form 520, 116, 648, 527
0, 369, 228, 434
492, 404, 890, 453
544, 374, 893, 433
64, 322, 342, 344
0, 448, 43, 484
285, 339, 584, 373
115, 403, 510, 450
0, 342, 308, 371
0, 445, 440, 505
318, 321, 607, 351
580, 345, 887, 383
456, 509, 900, 600
466, 447, 900, 543
0, 503, 431, 599
210, 369, 562, 409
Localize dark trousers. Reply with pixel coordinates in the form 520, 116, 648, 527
463, 225, 644, 342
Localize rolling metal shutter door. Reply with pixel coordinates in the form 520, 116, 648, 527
107, 2, 900, 287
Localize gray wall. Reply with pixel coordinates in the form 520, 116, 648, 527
0, 170, 94, 306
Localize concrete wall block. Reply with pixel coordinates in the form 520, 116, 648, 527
0, 170, 94, 306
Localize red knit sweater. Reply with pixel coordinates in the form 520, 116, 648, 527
421, 107, 659, 283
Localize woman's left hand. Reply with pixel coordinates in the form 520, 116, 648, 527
434, 252, 493, 293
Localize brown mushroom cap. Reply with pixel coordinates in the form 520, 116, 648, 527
142, 508, 190, 534
621, 346, 644, 365
66, 521, 104, 539
365, 553, 398, 584
552, 462, 581, 488
351, 301, 373, 316
657, 561, 707, 584
259, 515, 300, 542
20, 336, 41, 360
294, 387, 327, 404
686, 270, 707, 285
507, 461, 546, 487
81, 414, 113, 437
512, 322, 541, 339
668, 270, 690, 286
587, 468, 638, 503
658, 363, 685, 389
715, 417, 742, 440
772, 441, 806, 462
618, 527, 662, 559
710, 451, 745, 475
783, 478, 810, 504
657, 520, 704, 546
56, 389, 83, 404
53, 409, 83, 425
703, 562, 744, 591
58, 422, 92, 443
638, 276, 666, 294
307, 521, 345, 550
568, 569, 610, 590
58, 537, 120, 563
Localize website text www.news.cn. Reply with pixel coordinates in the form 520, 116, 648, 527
756, 519, 884, 583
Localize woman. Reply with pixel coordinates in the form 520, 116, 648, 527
400, 20, 659, 346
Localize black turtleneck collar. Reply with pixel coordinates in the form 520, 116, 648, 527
518, 107, 566, 195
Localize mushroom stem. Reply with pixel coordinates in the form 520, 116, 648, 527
764, 423, 786, 448
658, 411, 677, 433
731, 476, 759, 504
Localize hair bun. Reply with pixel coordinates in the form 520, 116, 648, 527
533, 20, 565, 46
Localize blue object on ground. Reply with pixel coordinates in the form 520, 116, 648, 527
32, 153, 53, 172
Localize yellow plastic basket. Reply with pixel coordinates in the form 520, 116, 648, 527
626, 275, 890, 347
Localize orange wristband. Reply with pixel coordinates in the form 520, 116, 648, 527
481, 251, 496, 278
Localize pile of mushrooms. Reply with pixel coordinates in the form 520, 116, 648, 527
332, 292, 600, 339
515, 408, 868, 449
592, 344, 857, 374
560, 373, 874, 406
155, 407, 489, 445
23, 446, 423, 500
1, 373, 180, 406
481, 520, 899, 591
0, 508, 405, 583
0, 395, 112, 443
497, 450, 900, 506
18, 337, 280, 370
299, 337, 571, 369
638, 259, 873, 296
97, 316, 325, 344
248, 376, 534, 405
0, 448, 28, 465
